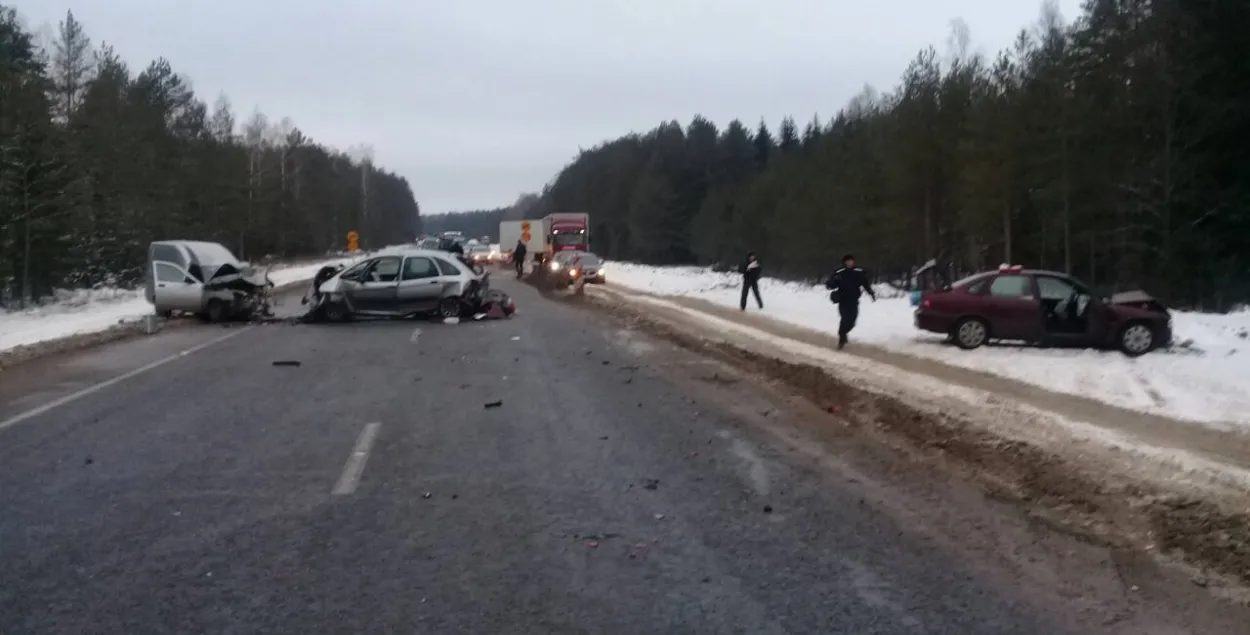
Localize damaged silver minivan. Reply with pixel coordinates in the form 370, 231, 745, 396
304, 248, 514, 322
145, 240, 275, 321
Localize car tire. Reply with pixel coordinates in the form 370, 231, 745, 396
206, 298, 229, 323
1117, 321, 1155, 357
322, 301, 350, 323
952, 317, 989, 350
438, 297, 461, 319
156, 309, 173, 319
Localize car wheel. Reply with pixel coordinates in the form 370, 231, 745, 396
206, 298, 229, 323
156, 309, 173, 319
322, 302, 350, 323
1118, 322, 1155, 357
953, 317, 989, 350
438, 297, 461, 319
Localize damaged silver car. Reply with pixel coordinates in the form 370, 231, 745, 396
145, 240, 275, 322
302, 248, 515, 322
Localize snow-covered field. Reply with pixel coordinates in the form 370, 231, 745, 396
0, 256, 365, 354
603, 262, 1250, 429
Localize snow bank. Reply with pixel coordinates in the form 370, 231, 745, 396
603, 261, 1250, 429
0, 254, 367, 354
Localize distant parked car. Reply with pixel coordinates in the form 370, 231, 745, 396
913, 265, 1172, 356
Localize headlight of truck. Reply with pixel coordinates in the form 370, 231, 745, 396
549, 261, 561, 272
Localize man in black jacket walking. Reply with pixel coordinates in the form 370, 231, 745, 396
825, 253, 876, 349
512, 240, 527, 278
739, 252, 764, 310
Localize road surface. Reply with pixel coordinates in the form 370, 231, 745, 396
0, 278, 1241, 634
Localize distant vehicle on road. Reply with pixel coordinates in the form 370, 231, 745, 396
467, 244, 494, 266
913, 264, 1172, 356
308, 248, 500, 321
548, 251, 605, 287
146, 240, 274, 322
540, 213, 589, 264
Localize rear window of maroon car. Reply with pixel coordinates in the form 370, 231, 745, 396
988, 275, 1033, 298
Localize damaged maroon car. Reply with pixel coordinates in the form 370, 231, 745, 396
913, 265, 1172, 356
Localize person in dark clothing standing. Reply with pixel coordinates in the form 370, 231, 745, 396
739, 252, 764, 310
512, 240, 527, 278
825, 253, 876, 349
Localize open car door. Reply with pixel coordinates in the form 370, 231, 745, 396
342, 256, 401, 313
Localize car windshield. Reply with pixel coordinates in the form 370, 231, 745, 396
578, 253, 602, 266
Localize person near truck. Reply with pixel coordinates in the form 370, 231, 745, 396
739, 251, 764, 310
512, 240, 527, 278
825, 253, 876, 349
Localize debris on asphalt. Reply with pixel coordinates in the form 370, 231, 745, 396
653, 514, 665, 520
422, 492, 432, 499
763, 505, 773, 513
511, 336, 521, 341
601, 360, 610, 365
584, 540, 599, 549
84, 456, 93, 465
642, 478, 659, 490
599, 436, 609, 440
484, 400, 503, 408
629, 542, 652, 559
272, 360, 301, 367
443, 317, 460, 324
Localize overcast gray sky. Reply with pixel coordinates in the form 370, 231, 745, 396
20, 0, 1082, 215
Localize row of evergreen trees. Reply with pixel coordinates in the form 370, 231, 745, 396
0, 8, 421, 306
516, 0, 1248, 310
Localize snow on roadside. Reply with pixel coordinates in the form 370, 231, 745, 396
603, 261, 1250, 429
0, 254, 367, 354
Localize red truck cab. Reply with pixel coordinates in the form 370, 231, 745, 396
540, 213, 589, 262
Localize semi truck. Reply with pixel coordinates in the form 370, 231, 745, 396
499, 213, 589, 265
542, 213, 589, 261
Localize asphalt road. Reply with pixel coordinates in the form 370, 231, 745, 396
0, 277, 1165, 633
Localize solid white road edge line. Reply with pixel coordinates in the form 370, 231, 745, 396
0, 327, 253, 433
332, 422, 382, 495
